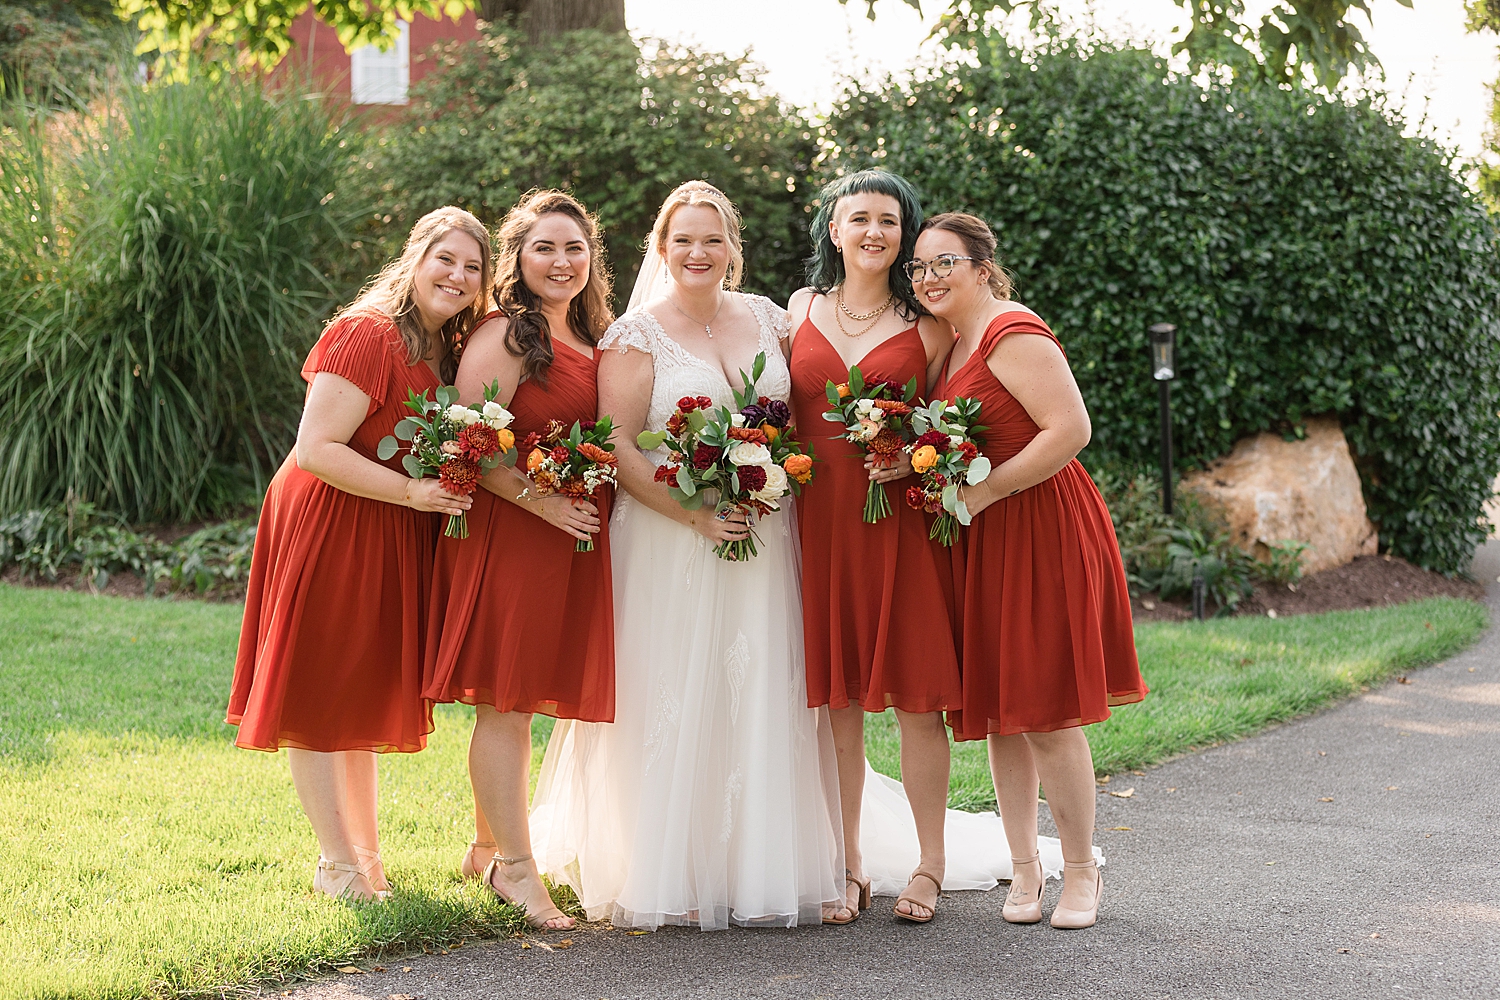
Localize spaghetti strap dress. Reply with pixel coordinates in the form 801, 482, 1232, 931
422, 336, 615, 722
227, 313, 438, 753
789, 317, 961, 714
932, 311, 1146, 740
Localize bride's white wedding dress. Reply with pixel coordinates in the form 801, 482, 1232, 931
530, 294, 846, 930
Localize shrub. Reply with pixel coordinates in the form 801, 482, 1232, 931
822, 32, 1500, 573
0, 74, 378, 523
378, 27, 814, 302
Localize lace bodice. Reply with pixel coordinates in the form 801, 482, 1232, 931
599, 294, 793, 448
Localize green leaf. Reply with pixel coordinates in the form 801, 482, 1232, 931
825, 380, 842, 407
401, 455, 423, 479
637, 430, 670, 450
849, 366, 865, 397
377, 436, 400, 461
393, 418, 419, 441
676, 465, 697, 496
966, 457, 992, 484
435, 385, 459, 408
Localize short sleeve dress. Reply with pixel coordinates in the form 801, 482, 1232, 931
789, 314, 961, 714
422, 321, 615, 722
932, 311, 1147, 740
227, 313, 439, 753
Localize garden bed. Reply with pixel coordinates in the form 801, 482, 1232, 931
1131, 554, 1485, 622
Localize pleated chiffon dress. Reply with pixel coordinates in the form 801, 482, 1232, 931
789, 317, 961, 714
228, 313, 438, 753
422, 337, 615, 722
932, 311, 1147, 740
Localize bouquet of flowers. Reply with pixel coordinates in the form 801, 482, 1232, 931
377, 381, 517, 539
903, 397, 989, 546
637, 352, 814, 561
821, 367, 918, 523
518, 417, 620, 551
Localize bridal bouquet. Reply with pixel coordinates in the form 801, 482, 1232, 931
637, 352, 814, 561
519, 416, 620, 552
822, 367, 918, 522
377, 381, 517, 539
903, 397, 989, 546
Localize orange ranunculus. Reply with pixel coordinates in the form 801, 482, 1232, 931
728, 426, 770, 445
526, 447, 547, 473
835, 383, 851, 399
764, 425, 780, 442
783, 453, 813, 483
495, 428, 515, 452
911, 445, 939, 473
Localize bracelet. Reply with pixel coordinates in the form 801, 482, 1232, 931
402, 480, 414, 507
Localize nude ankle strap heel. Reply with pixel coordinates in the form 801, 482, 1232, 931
1002, 854, 1045, 924
353, 846, 392, 900
460, 841, 498, 880
1050, 859, 1102, 929
481, 852, 574, 931
312, 857, 377, 902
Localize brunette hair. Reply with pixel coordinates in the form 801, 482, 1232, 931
339, 206, 492, 383
918, 212, 1015, 301
806, 169, 924, 321
651, 180, 744, 291
491, 189, 614, 385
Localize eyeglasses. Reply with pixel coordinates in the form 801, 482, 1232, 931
903, 254, 981, 282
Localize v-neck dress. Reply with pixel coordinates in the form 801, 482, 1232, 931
932, 311, 1146, 740
227, 313, 439, 753
789, 317, 961, 714
422, 326, 615, 722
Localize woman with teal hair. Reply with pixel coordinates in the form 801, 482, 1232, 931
787, 169, 963, 923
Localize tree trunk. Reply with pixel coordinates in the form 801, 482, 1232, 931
478, 0, 626, 41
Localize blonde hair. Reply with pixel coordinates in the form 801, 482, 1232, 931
650, 180, 744, 292
338, 206, 493, 382
491, 189, 615, 385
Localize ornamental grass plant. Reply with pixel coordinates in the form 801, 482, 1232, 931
0, 72, 378, 524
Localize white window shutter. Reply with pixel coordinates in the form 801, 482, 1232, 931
350, 20, 410, 105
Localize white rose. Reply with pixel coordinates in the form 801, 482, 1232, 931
446, 404, 479, 426
949, 434, 964, 449
727, 441, 772, 467
757, 463, 788, 498
482, 400, 513, 428
731, 413, 747, 427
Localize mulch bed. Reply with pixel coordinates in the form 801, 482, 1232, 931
0, 565, 244, 602
1133, 554, 1486, 623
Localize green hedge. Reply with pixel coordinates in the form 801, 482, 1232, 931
0, 74, 376, 522
377, 26, 813, 303
821, 34, 1500, 573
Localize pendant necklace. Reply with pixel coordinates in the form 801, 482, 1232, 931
669, 292, 725, 339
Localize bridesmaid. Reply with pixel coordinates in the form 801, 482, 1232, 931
423, 190, 615, 931
788, 169, 961, 924
917, 212, 1147, 929
228, 206, 490, 901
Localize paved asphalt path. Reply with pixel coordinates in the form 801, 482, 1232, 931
288, 585, 1499, 1000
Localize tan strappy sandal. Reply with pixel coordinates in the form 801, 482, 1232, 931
1002, 853, 1044, 924
894, 866, 943, 924
482, 852, 574, 931
312, 857, 378, 902
459, 840, 497, 880
353, 846, 392, 900
823, 869, 868, 925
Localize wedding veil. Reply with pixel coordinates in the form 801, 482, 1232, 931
627, 230, 671, 312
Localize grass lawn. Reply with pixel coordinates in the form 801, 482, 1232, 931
0, 585, 1486, 999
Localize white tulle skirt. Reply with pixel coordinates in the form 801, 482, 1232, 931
858, 761, 1104, 896
530, 495, 846, 930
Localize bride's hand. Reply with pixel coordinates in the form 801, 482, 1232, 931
529, 496, 600, 542
866, 450, 913, 483
689, 506, 750, 545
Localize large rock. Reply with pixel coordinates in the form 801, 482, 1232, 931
1180, 417, 1378, 574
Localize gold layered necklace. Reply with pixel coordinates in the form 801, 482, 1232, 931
834, 284, 895, 338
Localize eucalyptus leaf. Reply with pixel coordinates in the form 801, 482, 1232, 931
676, 465, 697, 496
967, 457, 992, 484
401, 455, 423, 479
435, 385, 459, 408
637, 430, 669, 450
393, 418, 419, 441
376, 436, 399, 461
954, 499, 973, 526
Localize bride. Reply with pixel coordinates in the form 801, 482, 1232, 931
529, 181, 850, 929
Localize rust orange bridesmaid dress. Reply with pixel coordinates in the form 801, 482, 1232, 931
790, 316, 961, 714
227, 313, 438, 753
423, 336, 614, 721
933, 311, 1146, 740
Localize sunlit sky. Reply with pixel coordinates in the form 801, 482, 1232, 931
626, 0, 1500, 161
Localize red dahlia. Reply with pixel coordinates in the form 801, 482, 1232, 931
959, 441, 979, 461
457, 423, 500, 461
550, 446, 571, 464
905, 486, 926, 510
655, 463, 680, 482
439, 458, 482, 495
915, 430, 950, 450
